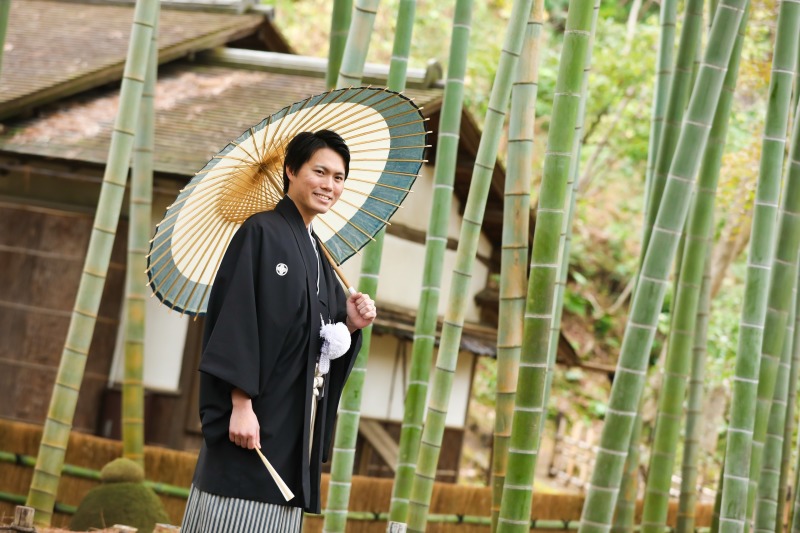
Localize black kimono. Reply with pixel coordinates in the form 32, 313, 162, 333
192, 196, 362, 513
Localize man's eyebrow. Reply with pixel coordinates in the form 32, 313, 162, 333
315, 164, 345, 176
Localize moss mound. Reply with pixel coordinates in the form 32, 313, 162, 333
70, 459, 169, 533
100, 458, 145, 484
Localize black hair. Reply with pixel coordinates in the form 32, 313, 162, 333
282, 130, 350, 194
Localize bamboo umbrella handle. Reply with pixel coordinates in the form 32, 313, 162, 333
319, 241, 357, 295
254, 447, 294, 501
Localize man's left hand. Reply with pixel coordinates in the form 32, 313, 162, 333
346, 292, 377, 332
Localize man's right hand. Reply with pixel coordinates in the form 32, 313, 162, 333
229, 388, 260, 449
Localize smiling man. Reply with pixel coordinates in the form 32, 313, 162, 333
181, 130, 377, 533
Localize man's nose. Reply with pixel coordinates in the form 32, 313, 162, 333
320, 176, 334, 190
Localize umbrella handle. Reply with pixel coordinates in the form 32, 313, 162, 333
319, 242, 357, 296
254, 447, 295, 501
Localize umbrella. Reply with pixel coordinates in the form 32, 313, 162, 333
146, 87, 428, 316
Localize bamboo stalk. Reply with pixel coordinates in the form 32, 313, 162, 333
675, 13, 748, 531
489, 3, 542, 531
754, 270, 798, 533
641, 0, 704, 257
578, 0, 747, 529
336, 0, 380, 88
778, 268, 800, 533
496, 1, 598, 531
25, 0, 159, 524
327, 0, 353, 89
676, 248, 713, 533
749, 99, 800, 530
720, 1, 800, 527
404, 0, 534, 530
122, 7, 159, 468
0, 0, 9, 76
387, 0, 474, 526
322, 2, 414, 530
642, 0, 678, 216
641, 1, 742, 526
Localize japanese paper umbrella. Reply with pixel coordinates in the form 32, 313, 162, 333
146, 87, 427, 316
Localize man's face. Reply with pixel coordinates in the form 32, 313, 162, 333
286, 147, 346, 225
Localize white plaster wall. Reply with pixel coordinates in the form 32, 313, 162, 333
110, 296, 189, 392
109, 196, 189, 392
391, 164, 493, 258
340, 164, 492, 323
358, 334, 475, 428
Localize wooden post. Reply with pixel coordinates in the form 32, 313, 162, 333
7, 506, 35, 532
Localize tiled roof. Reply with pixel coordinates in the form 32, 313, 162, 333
0, 62, 443, 177
0, 0, 265, 119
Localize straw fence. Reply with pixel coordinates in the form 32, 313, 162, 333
0, 419, 713, 532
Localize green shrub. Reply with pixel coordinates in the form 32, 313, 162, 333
70, 459, 169, 533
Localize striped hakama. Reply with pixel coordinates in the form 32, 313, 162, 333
181, 485, 303, 533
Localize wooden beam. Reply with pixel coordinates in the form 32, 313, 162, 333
358, 419, 398, 472
386, 222, 491, 267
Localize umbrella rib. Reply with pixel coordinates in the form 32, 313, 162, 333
249, 127, 262, 163
148, 198, 225, 277
336, 108, 424, 138
355, 158, 428, 163
159, 215, 231, 309
192, 222, 240, 317
349, 167, 420, 177
291, 88, 366, 135
334, 101, 419, 133
210, 154, 259, 166
315, 216, 360, 255
309, 92, 397, 133
258, 114, 274, 168
345, 130, 428, 146
345, 177, 414, 192
265, 91, 322, 158
325, 207, 377, 242
229, 140, 259, 166
156, 213, 233, 302
157, 175, 263, 231
156, 179, 275, 237
172, 221, 238, 314
291, 88, 371, 140
334, 196, 392, 225
343, 188, 404, 208
348, 144, 430, 154
340, 119, 428, 144
149, 191, 222, 262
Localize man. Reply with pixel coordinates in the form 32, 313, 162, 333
182, 130, 376, 532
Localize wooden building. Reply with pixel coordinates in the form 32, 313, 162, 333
0, 0, 577, 483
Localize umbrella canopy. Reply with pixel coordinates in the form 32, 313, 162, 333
146, 87, 427, 316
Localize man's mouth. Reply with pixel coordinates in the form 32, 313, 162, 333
314, 193, 332, 202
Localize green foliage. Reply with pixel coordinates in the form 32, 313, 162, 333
70, 482, 169, 533
100, 458, 145, 484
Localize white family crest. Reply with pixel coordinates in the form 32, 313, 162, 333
276, 263, 288, 276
